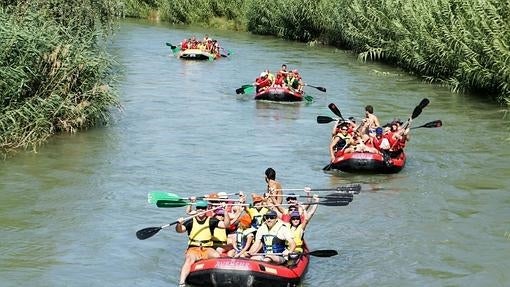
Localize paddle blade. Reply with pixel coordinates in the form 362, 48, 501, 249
418, 98, 430, 109
156, 200, 189, 208
424, 120, 442, 128
317, 116, 336, 124
338, 184, 362, 193
411, 98, 430, 119
136, 226, 162, 240
328, 103, 344, 119
316, 86, 327, 92
304, 95, 314, 102
308, 249, 338, 257
324, 193, 354, 202
236, 85, 254, 95
318, 200, 350, 206
322, 163, 333, 171
148, 192, 183, 204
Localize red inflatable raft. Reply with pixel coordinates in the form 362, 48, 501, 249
185, 246, 310, 287
329, 151, 406, 174
254, 87, 304, 102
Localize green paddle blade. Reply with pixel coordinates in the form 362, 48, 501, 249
148, 192, 183, 204
304, 94, 314, 102
156, 200, 189, 208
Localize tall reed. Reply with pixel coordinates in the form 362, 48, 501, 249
1, 2, 121, 153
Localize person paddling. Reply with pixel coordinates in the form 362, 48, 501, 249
175, 200, 230, 287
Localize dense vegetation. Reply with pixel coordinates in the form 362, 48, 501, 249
0, 1, 122, 153
125, 0, 510, 106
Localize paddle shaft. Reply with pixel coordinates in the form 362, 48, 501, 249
250, 249, 338, 257
135, 207, 220, 240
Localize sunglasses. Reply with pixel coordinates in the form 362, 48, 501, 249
286, 197, 297, 201
264, 215, 277, 220
196, 207, 207, 210
291, 217, 300, 220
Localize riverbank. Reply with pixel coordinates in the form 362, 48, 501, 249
124, 0, 510, 106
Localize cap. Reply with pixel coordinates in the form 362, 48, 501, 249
265, 210, 277, 217
215, 208, 225, 216
286, 193, 297, 201
252, 194, 264, 203
239, 214, 252, 226
376, 127, 383, 135
195, 200, 208, 208
260, 72, 267, 77
289, 211, 300, 218
217, 192, 228, 199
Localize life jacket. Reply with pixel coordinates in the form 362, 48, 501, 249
261, 221, 287, 254
247, 207, 269, 229
211, 226, 227, 248
188, 217, 213, 247
334, 133, 351, 150
235, 227, 256, 250
289, 224, 304, 253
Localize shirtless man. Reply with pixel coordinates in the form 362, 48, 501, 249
360, 105, 380, 135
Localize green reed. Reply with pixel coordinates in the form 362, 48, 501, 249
1, 2, 121, 153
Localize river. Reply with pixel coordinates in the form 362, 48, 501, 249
1, 18, 509, 287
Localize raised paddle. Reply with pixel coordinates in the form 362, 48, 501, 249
317, 115, 338, 124
250, 249, 338, 257
410, 120, 442, 129
135, 207, 220, 240
148, 191, 240, 204
279, 184, 361, 194
304, 83, 327, 92
328, 103, 345, 120
271, 193, 354, 202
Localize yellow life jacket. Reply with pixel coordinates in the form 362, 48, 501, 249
212, 226, 227, 247
289, 225, 304, 253
188, 217, 213, 247
247, 207, 269, 229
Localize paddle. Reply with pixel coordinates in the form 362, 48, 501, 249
165, 42, 177, 49
280, 184, 361, 194
235, 84, 255, 94
274, 193, 353, 202
409, 98, 430, 122
328, 103, 345, 120
305, 83, 327, 92
165, 42, 180, 53
410, 120, 442, 129
317, 115, 338, 124
251, 249, 338, 257
136, 207, 219, 240
304, 94, 314, 102
156, 200, 192, 208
